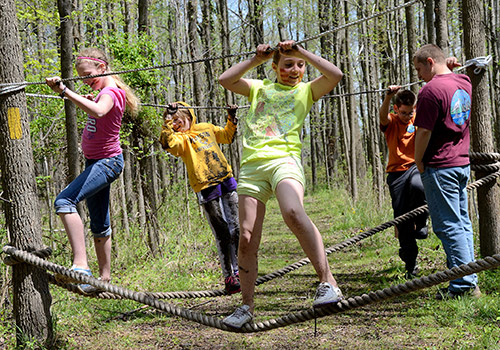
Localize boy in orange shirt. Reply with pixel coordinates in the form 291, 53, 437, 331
379, 86, 428, 278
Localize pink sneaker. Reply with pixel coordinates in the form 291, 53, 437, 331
224, 275, 241, 294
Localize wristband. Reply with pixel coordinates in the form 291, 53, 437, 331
60, 86, 67, 98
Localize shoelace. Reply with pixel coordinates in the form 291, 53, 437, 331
316, 284, 330, 297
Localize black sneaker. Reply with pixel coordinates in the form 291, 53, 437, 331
405, 265, 419, 279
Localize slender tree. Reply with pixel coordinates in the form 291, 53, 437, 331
57, 0, 80, 182
425, 0, 436, 44
405, 0, 418, 94
435, 0, 449, 53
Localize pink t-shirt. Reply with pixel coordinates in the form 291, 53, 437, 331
81, 87, 125, 159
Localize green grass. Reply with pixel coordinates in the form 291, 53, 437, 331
1, 181, 500, 349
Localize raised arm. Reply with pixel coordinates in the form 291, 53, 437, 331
277, 41, 343, 101
45, 77, 114, 119
218, 44, 273, 97
379, 86, 400, 126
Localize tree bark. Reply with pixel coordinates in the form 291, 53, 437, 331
344, 1, 358, 201
425, 0, 436, 44
249, 0, 265, 77
435, 0, 449, 54
0, 0, 53, 346
57, 0, 80, 183
138, 0, 149, 35
405, 0, 418, 94
463, 0, 500, 256
187, 0, 204, 121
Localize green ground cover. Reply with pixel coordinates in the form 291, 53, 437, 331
1, 183, 499, 349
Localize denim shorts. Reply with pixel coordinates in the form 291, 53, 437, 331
54, 153, 124, 237
237, 156, 305, 204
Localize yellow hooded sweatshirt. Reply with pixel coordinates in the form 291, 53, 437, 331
159, 101, 237, 192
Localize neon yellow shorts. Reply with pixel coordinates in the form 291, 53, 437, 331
237, 156, 305, 204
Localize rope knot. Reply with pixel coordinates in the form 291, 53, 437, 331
464, 55, 492, 74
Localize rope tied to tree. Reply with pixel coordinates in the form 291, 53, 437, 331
461, 55, 493, 74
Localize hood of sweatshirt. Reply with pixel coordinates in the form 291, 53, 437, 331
176, 101, 197, 130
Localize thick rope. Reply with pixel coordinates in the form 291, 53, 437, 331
470, 152, 500, 161
34, 168, 500, 300
3, 245, 499, 333
254, 169, 500, 285
3, 247, 52, 266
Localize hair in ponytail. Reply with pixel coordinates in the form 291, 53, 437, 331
76, 48, 140, 116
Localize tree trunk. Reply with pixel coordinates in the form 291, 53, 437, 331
138, 0, 149, 34
249, 0, 265, 77
435, 0, 449, 54
200, 0, 216, 123
463, 0, 500, 256
217, 0, 232, 104
344, 1, 358, 201
0, 0, 53, 346
486, 0, 500, 149
187, 0, 204, 121
359, 1, 383, 205
57, 0, 80, 183
122, 0, 132, 39
141, 149, 161, 257
405, 0, 418, 94
425, 0, 435, 44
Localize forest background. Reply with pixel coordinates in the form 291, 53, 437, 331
1, 0, 500, 348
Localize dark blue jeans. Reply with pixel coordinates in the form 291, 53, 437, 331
387, 164, 428, 271
54, 153, 124, 237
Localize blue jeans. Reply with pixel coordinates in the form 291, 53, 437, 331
420, 165, 477, 292
54, 153, 124, 238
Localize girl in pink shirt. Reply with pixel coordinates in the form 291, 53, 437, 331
46, 48, 139, 294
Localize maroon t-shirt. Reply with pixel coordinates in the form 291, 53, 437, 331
414, 73, 472, 168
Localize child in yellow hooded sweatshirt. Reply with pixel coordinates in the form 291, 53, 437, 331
159, 102, 240, 294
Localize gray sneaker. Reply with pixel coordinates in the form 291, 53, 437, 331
223, 305, 253, 328
313, 282, 343, 308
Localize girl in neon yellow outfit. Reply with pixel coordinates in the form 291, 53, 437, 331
219, 40, 344, 328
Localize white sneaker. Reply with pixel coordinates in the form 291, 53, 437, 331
313, 282, 343, 308
223, 305, 253, 328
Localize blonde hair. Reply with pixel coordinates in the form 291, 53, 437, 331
76, 48, 140, 116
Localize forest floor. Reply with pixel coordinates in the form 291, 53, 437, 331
2, 186, 500, 349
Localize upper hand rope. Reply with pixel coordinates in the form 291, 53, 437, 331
0, 0, 418, 91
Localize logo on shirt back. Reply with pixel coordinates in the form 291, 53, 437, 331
450, 89, 471, 126
406, 124, 415, 133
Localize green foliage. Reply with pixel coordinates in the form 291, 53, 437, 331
105, 33, 161, 96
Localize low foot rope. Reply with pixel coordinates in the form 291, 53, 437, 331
2, 153, 500, 331
3, 245, 499, 333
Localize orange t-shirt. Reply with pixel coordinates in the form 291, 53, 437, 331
380, 113, 416, 172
